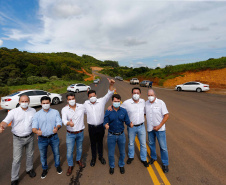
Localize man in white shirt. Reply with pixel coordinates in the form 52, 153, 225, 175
121, 87, 149, 167
0, 95, 36, 185
145, 89, 169, 173
61, 92, 85, 176
84, 78, 115, 167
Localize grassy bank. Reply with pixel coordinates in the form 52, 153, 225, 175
0, 80, 92, 97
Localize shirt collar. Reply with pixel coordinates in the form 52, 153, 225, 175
130, 98, 142, 104
19, 106, 30, 112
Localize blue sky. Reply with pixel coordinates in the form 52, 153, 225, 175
0, 0, 226, 68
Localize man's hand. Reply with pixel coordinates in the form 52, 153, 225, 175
37, 128, 42, 136
105, 123, 109, 130
107, 105, 113, 111
53, 127, 58, 134
67, 119, 74, 127
107, 78, 115, 85
130, 122, 134, 128
153, 125, 162, 131
0, 125, 5, 133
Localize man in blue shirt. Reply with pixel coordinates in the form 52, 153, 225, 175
32, 96, 62, 179
103, 94, 133, 175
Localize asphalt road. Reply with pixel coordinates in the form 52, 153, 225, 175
0, 74, 226, 185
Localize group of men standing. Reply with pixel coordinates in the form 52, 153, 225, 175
0, 78, 169, 185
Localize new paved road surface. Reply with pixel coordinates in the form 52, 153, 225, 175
0, 74, 225, 185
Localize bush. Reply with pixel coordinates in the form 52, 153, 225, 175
7, 78, 27, 86
0, 86, 10, 96
27, 76, 40, 84
50, 76, 59, 81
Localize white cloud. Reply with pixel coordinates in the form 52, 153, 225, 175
157, 63, 161, 67
2, 0, 226, 64
0, 39, 3, 46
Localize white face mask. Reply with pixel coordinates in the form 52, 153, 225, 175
20, 103, 29, 109
42, 104, 50, 110
90, 96, 97, 103
132, 94, 140, 101
148, 96, 155, 102
68, 100, 76, 106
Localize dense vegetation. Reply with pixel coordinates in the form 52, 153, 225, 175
0, 47, 119, 86
100, 57, 226, 85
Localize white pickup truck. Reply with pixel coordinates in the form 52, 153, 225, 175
130, 78, 139, 85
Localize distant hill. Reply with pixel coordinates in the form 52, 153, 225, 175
100, 57, 226, 87
0, 47, 119, 85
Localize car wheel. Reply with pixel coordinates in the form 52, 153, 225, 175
76, 89, 79, 93
177, 87, 182, 91
52, 97, 60, 105
16, 103, 20, 108
196, 88, 202, 93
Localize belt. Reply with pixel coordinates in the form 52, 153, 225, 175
39, 133, 56, 139
67, 129, 83, 134
88, 124, 103, 128
109, 131, 124, 135
133, 123, 144, 127
13, 133, 33, 138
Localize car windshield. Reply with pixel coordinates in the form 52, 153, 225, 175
8, 92, 20, 96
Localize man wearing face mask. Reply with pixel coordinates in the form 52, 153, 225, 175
104, 94, 133, 175
0, 95, 36, 185
120, 87, 149, 167
145, 89, 169, 173
61, 92, 85, 176
84, 78, 115, 167
32, 96, 62, 179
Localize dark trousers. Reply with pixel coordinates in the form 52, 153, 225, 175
88, 124, 105, 160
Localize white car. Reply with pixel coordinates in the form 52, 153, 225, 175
175, 82, 210, 92
1, 90, 62, 110
67, 83, 91, 93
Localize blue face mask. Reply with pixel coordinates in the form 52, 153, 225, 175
113, 102, 120, 108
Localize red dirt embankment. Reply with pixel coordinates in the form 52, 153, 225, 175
75, 67, 103, 81
163, 68, 226, 89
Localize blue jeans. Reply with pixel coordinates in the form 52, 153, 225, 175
66, 131, 84, 166
38, 134, 60, 170
107, 132, 126, 168
148, 130, 169, 165
127, 123, 147, 161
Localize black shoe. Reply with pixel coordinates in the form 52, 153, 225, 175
41, 169, 48, 179
149, 158, 156, 164
120, 167, 125, 174
57, 166, 62, 174
126, 158, 134, 164
162, 165, 169, 173
141, 161, 149, 167
98, 157, 106, 165
11, 180, 19, 185
90, 159, 96, 167
109, 168, 114, 175
26, 169, 36, 178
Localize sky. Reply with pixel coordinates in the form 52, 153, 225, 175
0, 0, 226, 68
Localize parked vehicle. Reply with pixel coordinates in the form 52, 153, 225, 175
118, 77, 123, 81
140, 80, 151, 87
175, 82, 210, 92
130, 78, 139, 85
93, 79, 100, 84
1, 90, 62, 110
67, 83, 91, 93
115, 76, 120, 80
